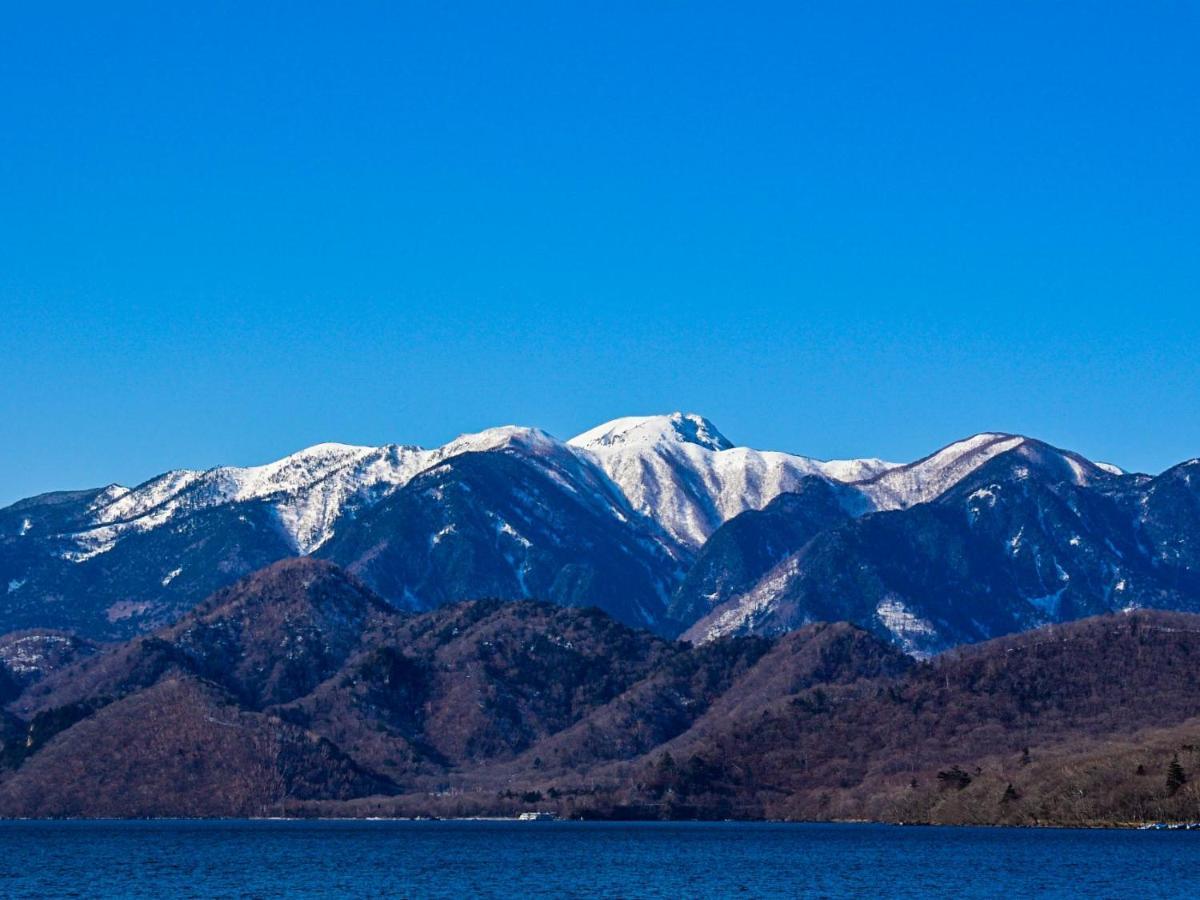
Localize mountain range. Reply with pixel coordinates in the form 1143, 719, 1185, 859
1, 558, 1198, 823
2, 413, 1197, 656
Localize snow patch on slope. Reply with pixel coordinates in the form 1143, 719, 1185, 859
683, 556, 804, 643
875, 596, 937, 656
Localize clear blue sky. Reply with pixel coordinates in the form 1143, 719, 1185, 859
2, 2, 1198, 505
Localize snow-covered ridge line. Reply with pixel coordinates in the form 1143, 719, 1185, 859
69, 426, 568, 561
852, 433, 1026, 510
568, 413, 899, 548
34, 413, 1126, 564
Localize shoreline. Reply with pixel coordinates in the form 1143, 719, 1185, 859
0, 815, 1196, 831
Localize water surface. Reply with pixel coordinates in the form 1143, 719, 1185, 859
0, 820, 1196, 898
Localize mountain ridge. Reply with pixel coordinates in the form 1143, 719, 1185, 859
3, 414, 1193, 653
2, 563, 1199, 824
683, 436, 1196, 651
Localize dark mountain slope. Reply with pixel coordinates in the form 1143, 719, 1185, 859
683, 505, 995, 651
0, 676, 388, 818
685, 441, 1200, 652
159, 557, 397, 708
278, 599, 680, 784
1, 567, 699, 808
0, 498, 296, 639
15, 558, 396, 716
0, 562, 899, 817
1131, 459, 1200, 594
0, 669, 19, 708
4, 554, 1200, 824
617, 611, 1200, 821
0, 488, 118, 541
0, 630, 98, 695
666, 478, 854, 631
470, 635, 774, 781
318, 451, 682, 631
691, 621, 915, 726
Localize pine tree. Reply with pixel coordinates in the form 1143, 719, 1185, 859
1000, 783, 1019, 804
1166, 755, 1187, 796
937, 766, 972, 790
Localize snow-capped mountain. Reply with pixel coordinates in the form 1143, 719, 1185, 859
665, 476, 857, 629
14, 416, 1069, 574
71, 426, 618, 560
27, 412, 902, 572
3, 413, 1196, 655
568, 413, 895, 548
316, 443, 681, 628
680, 438, 1180, 653
0, 422, 692, 636
853, 432, 1119, 510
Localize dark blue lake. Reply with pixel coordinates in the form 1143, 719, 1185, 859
0, 820, 1196, 897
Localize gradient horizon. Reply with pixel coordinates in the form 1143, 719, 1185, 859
3, 2, 1198, 505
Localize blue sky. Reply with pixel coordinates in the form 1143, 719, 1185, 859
2, 2, 1198, 505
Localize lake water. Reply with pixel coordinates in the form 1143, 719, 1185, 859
0, 820, 1196, 897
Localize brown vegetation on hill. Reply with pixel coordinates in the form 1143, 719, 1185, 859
0, 677, 385, 817
1, 559, 1199, 824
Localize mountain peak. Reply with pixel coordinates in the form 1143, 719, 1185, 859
569, 413, 733, 453
180, 557, 390, 625
441, 425, 561, 457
